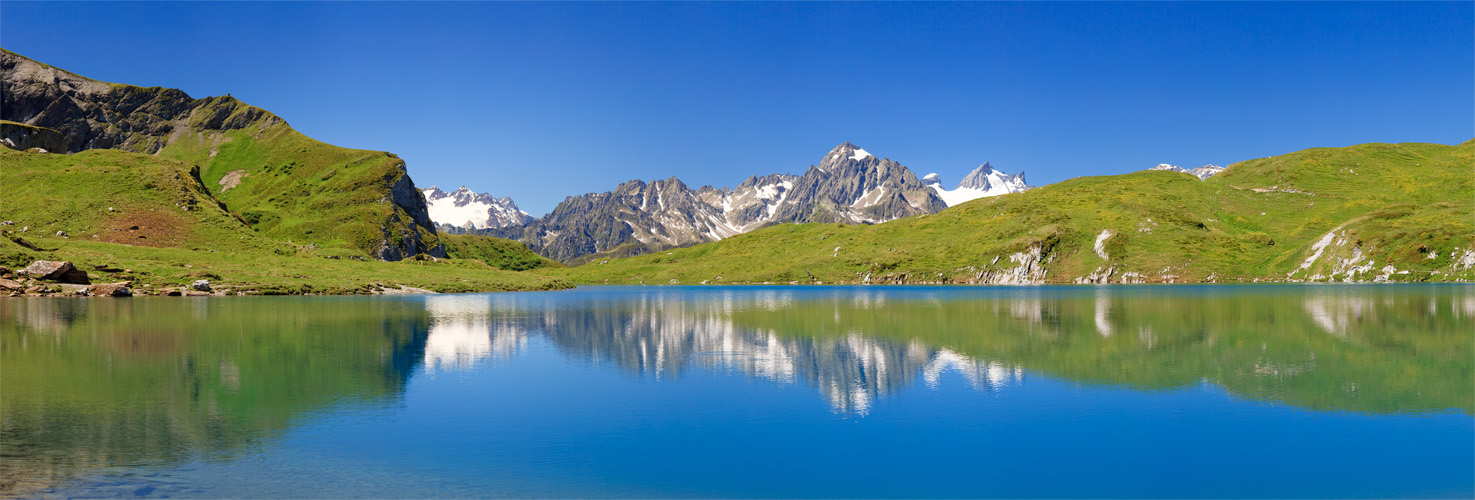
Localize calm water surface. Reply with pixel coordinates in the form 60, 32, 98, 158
2, 285, 1471, 498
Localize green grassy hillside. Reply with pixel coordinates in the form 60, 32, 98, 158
0, 148, 569, 294
554, 141, 1475, 285
442, 234, 564, 271
156, 121, 444, 260
2, 48, 442, 260
0, 147, 284, 253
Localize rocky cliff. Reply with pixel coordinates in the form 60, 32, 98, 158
0, 49, 444, 260
0, 120, 66, 153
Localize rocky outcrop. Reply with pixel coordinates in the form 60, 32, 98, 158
87, 282, 133, 297
2, 49, 283, 154
0, 120, 66, 153
17, 260, 90, 284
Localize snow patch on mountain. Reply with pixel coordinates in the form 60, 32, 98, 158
1150, 163, 1225, 180
922, 162, 1030, 206
422, 185, 532, 230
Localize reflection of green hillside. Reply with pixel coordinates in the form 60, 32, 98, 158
730, 287, 1473, 415
0, 298, 430, 496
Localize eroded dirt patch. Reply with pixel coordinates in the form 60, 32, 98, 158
218, 169, 247, 193
98, 210, 192, 247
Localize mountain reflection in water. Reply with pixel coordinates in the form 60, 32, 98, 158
415, 285, 1471, 416
1, 285, 1470, 497
420, 292, 1025, 415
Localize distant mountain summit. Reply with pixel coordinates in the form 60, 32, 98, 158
1150, 163, 1225, 180
491, 142, 947, 263
422, 186, 531, 231
922, 162, 1030, 206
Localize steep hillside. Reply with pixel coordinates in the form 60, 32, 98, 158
0, 147, 282, 253
0, 49, 443, 260
493, 142, 947, 263
555, 141, 1474, 284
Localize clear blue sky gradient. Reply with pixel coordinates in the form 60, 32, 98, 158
3, 2, 1471, 216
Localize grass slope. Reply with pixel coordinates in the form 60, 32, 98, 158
0, 148, 568, 293
3, 48, 440, 259
555, 141, 1475, 285
155, 114, 441, 258
442, 234, 564, 271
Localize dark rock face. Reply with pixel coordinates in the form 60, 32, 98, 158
1, 49, 283, 154
492, 143, 948, 263
18, 260, 90, 284
0, 121, 67, 153
768, 142, 946, 224
490, 177, 728, 263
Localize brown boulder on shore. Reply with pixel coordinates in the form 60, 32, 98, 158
17, 260, 90, 284
87, 282, 132, 297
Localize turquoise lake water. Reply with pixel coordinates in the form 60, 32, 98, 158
2, 285, 1471, 498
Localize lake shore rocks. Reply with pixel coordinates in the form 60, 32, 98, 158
17, 260, 90, 284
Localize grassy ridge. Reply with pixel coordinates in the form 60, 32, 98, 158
0, 148, 569, 294
554, 141, 1474, 284
156, 119, 441, 259
3, 48, 441, 259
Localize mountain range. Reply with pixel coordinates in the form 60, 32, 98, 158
921, 162, 1031, 206
3, 48, 1467, 292
1149, 163, 1226, 180
557, 140, 1474, 285
478, 142, 953, 263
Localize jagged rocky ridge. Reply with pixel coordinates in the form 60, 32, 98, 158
0, 49, 444, 260
922, 162, 1030, 206
489, 143, 947, 263
422, 186, 532, 232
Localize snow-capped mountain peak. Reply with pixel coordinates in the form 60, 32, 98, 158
1150, 163, 1226, 180
421, 185, 532, 231
924, 162, 1030, 206
819, 142, 876, 170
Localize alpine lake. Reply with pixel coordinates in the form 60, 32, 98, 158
2, 284, 1471, 498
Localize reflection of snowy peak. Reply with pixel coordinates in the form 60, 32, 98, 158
423, 291, 1025, 415
1149, 163, 1225, 180
923, 162, 1030, 206
421, 186, 532, 231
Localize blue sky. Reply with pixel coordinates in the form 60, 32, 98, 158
3, 2, 1471, 216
